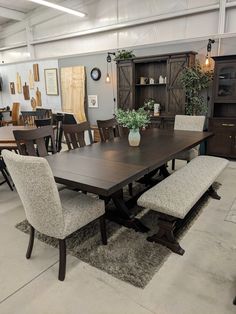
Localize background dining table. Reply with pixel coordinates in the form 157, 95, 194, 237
0, 125, 36, 150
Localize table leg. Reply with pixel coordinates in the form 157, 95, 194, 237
233, 296, 236, 305
106, 189, 149, 233
159, 164, 170, 178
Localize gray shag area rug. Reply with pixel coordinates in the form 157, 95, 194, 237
225, 197, 236, 224
16, 182, 221, 288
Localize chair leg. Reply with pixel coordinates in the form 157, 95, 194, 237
1, 168, 14, 191
172, 159, 175, 170
26, 225, 35, 259
58, 239, 66, 281
99, 215, 107, 245
128, 183, 133, 196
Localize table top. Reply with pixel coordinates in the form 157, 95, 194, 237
46, 128, 213, 197
0, 126, 36, 143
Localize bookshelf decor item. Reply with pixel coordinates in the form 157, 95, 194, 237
44, 68, 59, 96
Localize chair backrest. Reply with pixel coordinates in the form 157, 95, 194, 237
11, 103, 20, 124
21, 111, 42, 126
174, 115, 206, 132
2, 150, 64, 238
35, 118, 52, 128
36, 108, 52, 119
13, 125, 57, 157
97, 118, 120, 142
63, 122, 93, 150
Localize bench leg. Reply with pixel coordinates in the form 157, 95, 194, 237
208, 185, 221, 200
147, 217, 185, 255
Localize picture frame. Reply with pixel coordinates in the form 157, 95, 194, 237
44, 68, 59, 96
88, 95, 99, 108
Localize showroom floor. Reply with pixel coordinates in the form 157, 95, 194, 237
0, 160, 236, 314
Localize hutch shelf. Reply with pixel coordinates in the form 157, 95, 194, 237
116, 51, 196, 128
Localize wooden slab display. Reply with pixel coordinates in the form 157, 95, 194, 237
60, 66, 87, 122
10, 82, 15, 94
23, 83, 30, 100
16, 72, 22, 93
31, 97, 37, 110
35, 87, 42, 106
33, 64, 39, 81
29, 70, 34, 89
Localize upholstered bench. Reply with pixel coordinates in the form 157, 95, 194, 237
137, 155, 229, 255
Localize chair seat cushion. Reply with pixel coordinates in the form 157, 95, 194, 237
138, 156, 228, 219
174, 147, 198, 161
60, 189, 105, 238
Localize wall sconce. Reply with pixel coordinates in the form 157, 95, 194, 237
106, 52, 116, 84
205, 39, 215, 66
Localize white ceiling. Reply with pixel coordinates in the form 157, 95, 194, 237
0, 0, 65, 26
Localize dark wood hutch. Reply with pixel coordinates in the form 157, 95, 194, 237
116, 51, 196, 128
207, 55, 236, 158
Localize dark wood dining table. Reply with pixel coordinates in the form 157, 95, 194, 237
46, 128, 213, 232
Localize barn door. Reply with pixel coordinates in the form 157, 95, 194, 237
167, 56, 187, 114
117, 61, 134, 109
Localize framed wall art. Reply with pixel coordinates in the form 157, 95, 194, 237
44, 68, 59, 96
88, 95, 98, 108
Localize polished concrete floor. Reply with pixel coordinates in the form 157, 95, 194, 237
0, 160, 236, 314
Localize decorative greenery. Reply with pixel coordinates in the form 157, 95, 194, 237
114, 49, 135, 60
116, 107, 150, 130
144, 98, 156, 111
180, 61, 213, 115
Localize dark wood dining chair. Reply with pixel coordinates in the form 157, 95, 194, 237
63, 122, 93, 150
97, 118, 133, 195
97, 118, 121, 142
35, 117, 52, 128
13, 125, 57, 157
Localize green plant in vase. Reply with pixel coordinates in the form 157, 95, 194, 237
116, 107, 150, 146
114, 49, 136, 60
144, 98, 156, 112
180, 60, 213, 115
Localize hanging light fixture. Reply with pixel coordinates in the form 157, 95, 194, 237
205, 39, 215, 66
106, 52, 116, 84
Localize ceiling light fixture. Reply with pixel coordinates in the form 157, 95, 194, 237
27, 0, 86, 17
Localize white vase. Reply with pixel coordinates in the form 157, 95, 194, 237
128, 129, 141, 147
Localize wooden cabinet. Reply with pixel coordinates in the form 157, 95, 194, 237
208, 118, 236, 158
207, 55, 236, 158
117, 51, 196, 127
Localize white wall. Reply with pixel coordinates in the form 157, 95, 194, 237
0, 0, 234, 63
0, 59, 61, 112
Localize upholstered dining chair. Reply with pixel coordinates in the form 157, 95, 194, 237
13, 125, 56, 157
2, 150, 107, 281
172, 115, 206, 170
97, 118, 121, 142
63, 122, 93, 150
0, 103, 20, 126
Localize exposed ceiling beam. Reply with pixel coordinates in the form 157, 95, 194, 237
0, 6, 26, 21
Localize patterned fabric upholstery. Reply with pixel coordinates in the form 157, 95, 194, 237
2, 150, 105, 239
138, 156, 228, 219
174, 115, 206, 161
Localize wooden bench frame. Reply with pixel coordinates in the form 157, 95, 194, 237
147, 185, 221, 255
